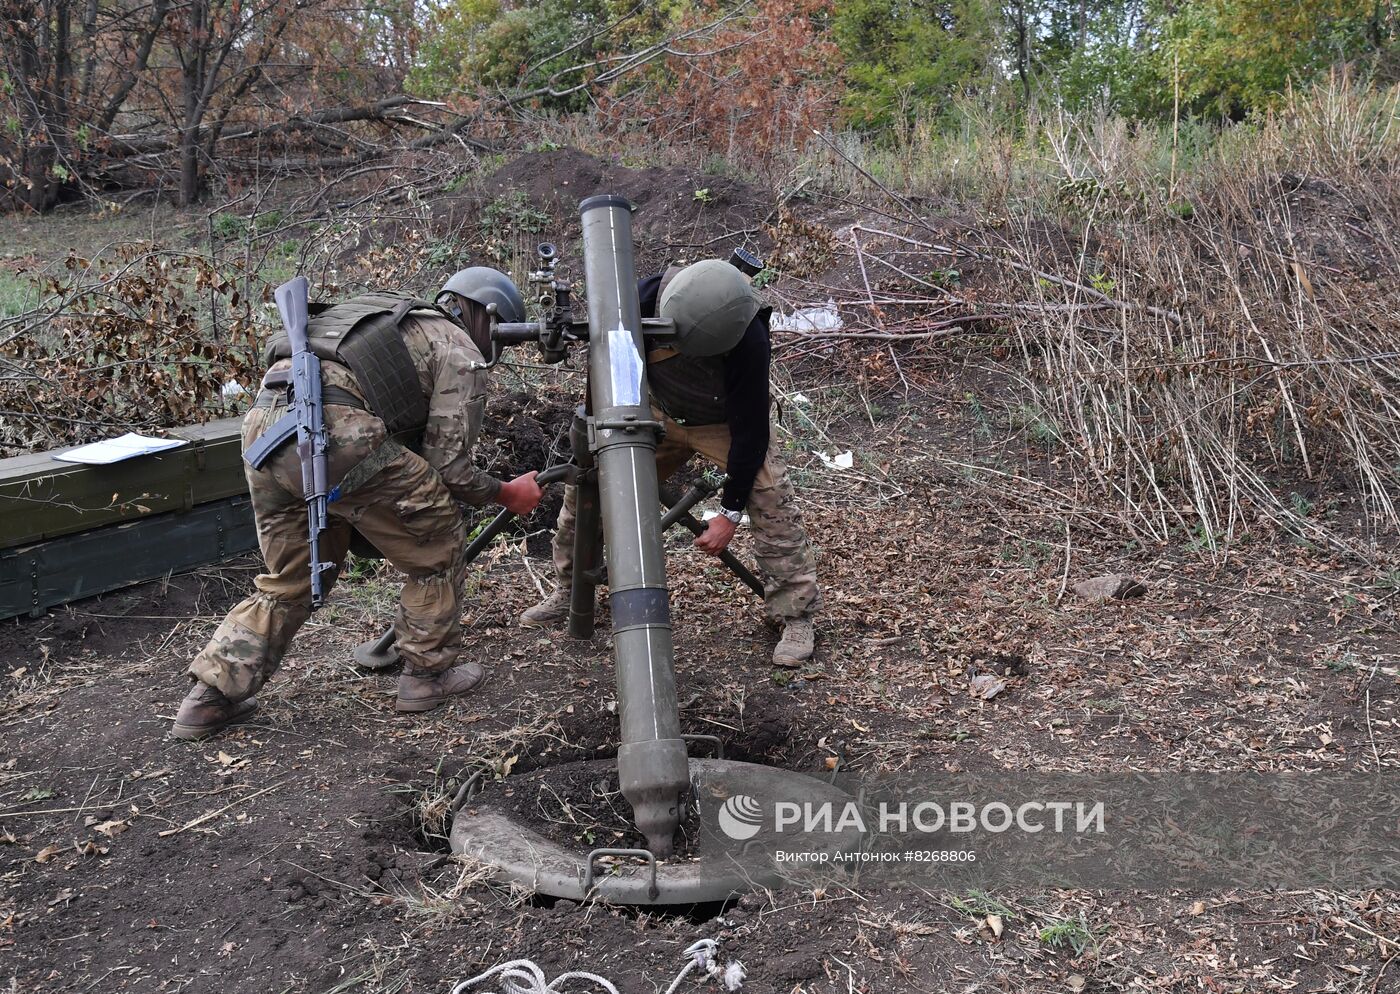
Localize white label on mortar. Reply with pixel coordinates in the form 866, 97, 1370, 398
607, 325, 643, 406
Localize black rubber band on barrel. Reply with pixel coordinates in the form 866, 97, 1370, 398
579, 194, 637, 215
609, 587, 670, 628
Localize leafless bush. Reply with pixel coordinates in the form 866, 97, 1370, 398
0, 151, 545, 455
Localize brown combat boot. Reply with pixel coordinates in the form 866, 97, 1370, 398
171, 681, 258, 741
395, 662, 487, 713
519, 587, 570, 629
773, 618, 815, 668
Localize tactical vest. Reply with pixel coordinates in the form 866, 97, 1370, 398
646, 349, 728, 426
262, 291, 440, 436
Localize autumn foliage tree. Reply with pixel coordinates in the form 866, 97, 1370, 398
643, 0, 841, 164
0, 0, 169, 211
3, 0, 1399, 213
641, 0, 834, 163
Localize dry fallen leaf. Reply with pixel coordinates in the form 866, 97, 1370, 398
1068, 974, 1086, 992
1189, 900, 1206, 915
970, 674, 1007, 700
34, 844, 64, 864
93, 819, 129, 838
984, 914, 1004, 939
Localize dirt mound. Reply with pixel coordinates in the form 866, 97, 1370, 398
476, 386, 574, 554
471, 148, 772, 271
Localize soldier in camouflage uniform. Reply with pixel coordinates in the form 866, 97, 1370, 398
521, 260, 821, 667
173, 269, 543, 741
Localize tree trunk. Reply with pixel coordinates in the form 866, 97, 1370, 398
177, 0, 210, 205
1014, 1, 1031, 107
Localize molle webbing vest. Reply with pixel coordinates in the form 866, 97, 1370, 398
262, 291, 437, 436
645, 350, 728, 426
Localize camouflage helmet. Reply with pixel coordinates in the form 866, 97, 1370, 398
438, 267, 525, 323
659, 259, 760, 357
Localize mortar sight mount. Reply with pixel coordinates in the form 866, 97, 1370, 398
482, 236, 685, 368
404, 198, 857, 904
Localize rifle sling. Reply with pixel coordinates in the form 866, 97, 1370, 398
251, 384, 366, 411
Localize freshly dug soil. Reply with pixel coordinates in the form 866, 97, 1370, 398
476, 386, 575, 554
482, 760, 703, 861
481, 148, 767, 266
437, 148, 773, 277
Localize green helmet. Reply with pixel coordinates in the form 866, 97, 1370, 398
438, 267, 525, 323
659, 259, 759, 357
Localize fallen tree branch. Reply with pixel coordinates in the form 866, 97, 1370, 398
156, 781, 287, 837
851, 224, 1185, 327
772, 326, 965, 348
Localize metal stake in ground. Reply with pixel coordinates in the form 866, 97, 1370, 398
578, 194, 689, 859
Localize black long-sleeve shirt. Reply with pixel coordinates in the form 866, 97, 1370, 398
637, 273, 771, 511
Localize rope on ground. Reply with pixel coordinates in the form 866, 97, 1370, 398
451, 938, 746, 994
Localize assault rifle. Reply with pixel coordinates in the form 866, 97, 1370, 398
243, 276, 337, 609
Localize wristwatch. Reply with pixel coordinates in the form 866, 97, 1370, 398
718, 507, 744, 526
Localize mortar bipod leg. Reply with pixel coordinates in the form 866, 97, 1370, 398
352, 624, 400, 670
568, 408, 601, 640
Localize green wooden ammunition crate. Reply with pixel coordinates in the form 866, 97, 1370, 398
0, 418, 248, 550
0, 494, 258, 620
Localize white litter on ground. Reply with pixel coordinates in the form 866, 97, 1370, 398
451, 938, 745, 994
789, 392, 811, 405
817, 449, 854, 471
771, 300, 843, 334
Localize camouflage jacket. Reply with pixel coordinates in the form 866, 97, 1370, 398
263, 309, 499, 506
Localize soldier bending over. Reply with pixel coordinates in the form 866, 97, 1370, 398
172, 268, 543, 740
521, 259, 821, 667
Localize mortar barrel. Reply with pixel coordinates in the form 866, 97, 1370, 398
578, 194, 688, 857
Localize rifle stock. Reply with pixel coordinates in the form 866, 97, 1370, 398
275, 277, 310, 351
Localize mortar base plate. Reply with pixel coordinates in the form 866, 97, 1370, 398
449, 758, 860, 905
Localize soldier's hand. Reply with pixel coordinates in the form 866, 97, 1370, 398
694, 516, 736, 556
499, 471, 543, 515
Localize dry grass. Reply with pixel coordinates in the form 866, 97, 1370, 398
789, 75, 1400, 557
1007, 78, 1400, 555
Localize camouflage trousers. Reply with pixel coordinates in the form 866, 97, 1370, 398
552, 412, 821, 623
188, 400, 469, 702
